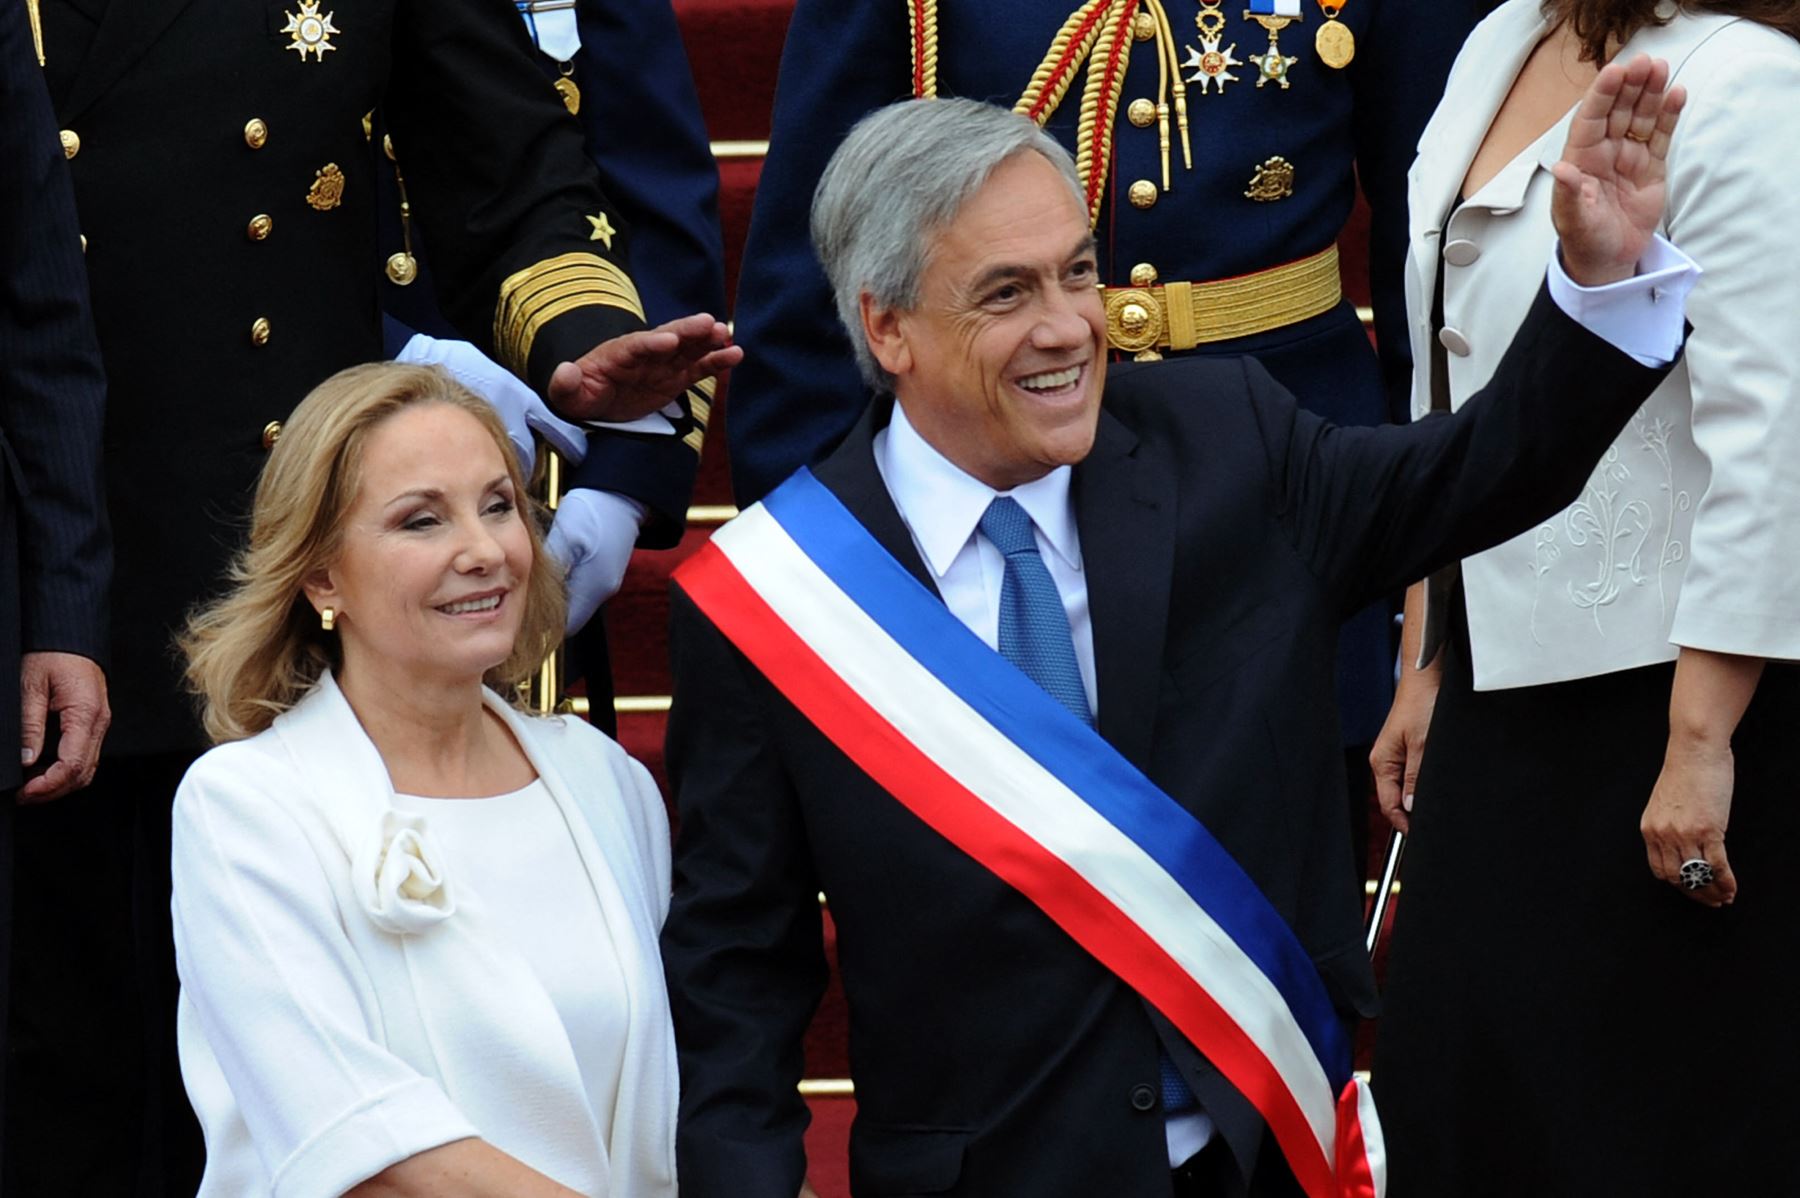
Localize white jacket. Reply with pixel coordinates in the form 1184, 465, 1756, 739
1406, 1, 1800, 688
172, 673, 677, 1197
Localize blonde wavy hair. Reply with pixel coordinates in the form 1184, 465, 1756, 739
181, 362, 566, 743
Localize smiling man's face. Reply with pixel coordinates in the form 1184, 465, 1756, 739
864, 151, 1107, 490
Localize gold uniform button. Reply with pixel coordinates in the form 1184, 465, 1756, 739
261, 421, 283, 451
79, 235, 87, 254
1127, 179, 1158, 210
244, 118, 269, 149
246, 214, 273, 241
1129, 262, 1159, 287
1132, 10, 1156, 40
382, 134, 396, 162
59, 130, 80, 159
250, 318, 272, 347
1127, 98, 1156, 128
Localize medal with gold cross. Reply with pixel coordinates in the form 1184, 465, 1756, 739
282, 0, 340, 61
1244, 0, 1301, 90
1183, 3, 1242, 95
1314, 0, 1353, 68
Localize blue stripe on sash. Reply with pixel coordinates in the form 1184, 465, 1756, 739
762, 470, 1350, 1081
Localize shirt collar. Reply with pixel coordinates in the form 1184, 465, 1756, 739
877, 402, 1081, 579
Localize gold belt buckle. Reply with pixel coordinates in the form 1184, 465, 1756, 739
1103, 286, 1168, 360
1101, 247, 1340, 359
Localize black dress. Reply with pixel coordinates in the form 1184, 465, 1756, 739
1373, 590, 1800, 1197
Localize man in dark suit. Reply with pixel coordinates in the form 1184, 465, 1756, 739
663, 71, 1689, 1197
0, 0, 112, 1179
16, 0, 736, 1189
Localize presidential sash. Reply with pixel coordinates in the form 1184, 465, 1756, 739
674, 469, 1385, 1198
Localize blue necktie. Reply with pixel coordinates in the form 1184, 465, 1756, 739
978, 497, 1198, 1114
978, 497, 1092, 725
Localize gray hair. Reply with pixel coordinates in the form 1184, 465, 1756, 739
810, 98, 1084, 392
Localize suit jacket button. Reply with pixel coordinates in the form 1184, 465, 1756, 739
1443, 238, 1481, 267
60, 130, 80, 159
1437, 326, 1472, 357
250, 317, 272, 347
261, 421, 284, 451
244, 118, 269, 149
1129, 1083, 1157, 1112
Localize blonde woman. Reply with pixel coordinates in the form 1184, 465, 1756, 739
173, 364, 677, 1198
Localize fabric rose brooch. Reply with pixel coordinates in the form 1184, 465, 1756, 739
353, 811, 457, 934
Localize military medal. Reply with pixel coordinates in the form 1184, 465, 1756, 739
554, 63, 581, 115
1244, 0, 1301, 90
1183, 3, 1242, 94
281, 0, 340, 62
1314, 0, 1354, 68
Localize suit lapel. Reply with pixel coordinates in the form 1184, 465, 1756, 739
1076, 406, 1174, 772
59, 0, 201, 123
811, 399, 943, 599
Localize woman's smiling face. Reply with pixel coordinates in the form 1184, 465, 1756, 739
308, 402, 534, 690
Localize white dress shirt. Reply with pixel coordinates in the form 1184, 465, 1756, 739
874, 403, 1098, 716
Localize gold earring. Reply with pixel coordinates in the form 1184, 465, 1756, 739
320, 606, 336, 632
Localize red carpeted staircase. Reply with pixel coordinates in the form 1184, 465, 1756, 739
605, 5, 1396, 1190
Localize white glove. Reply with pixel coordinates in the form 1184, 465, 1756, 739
545, 488, 646, 633
396, 332, 588, 471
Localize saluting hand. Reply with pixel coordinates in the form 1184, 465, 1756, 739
546, 312, 743, 424
1551, 53, 1686, 287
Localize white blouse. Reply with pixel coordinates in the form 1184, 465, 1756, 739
1405, 3, 1800, 688
393, 781, 632, 1158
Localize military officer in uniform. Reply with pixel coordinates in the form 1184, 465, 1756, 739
726, 0, 1487, 809
375, 0, 727, 725
14, 0, 735, 1190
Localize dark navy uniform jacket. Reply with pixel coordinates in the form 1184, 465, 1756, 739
379, 0, 726, 538
726, 0, 1483, 743
40, 0, 652, 753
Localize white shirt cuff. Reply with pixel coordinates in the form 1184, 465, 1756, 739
582, 399, 684, 437
1546, 234, 1700, 367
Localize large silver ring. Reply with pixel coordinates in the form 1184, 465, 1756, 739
1679, 858, 1715, 891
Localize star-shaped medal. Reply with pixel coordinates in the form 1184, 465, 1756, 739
281, 0, 339, 62
586, 213, 616, 248
1251, 46, 1298, 88
1182, 36, 1242, 94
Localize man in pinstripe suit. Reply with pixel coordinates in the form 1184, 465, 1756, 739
0, 0, 113, 1177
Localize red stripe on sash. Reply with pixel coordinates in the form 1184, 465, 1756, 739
1335, 1083, 1378, 1198
678, 541, 1338, 1197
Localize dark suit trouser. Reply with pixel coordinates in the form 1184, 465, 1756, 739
0, 792, 12, 1184
6, 753, 203, 1198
